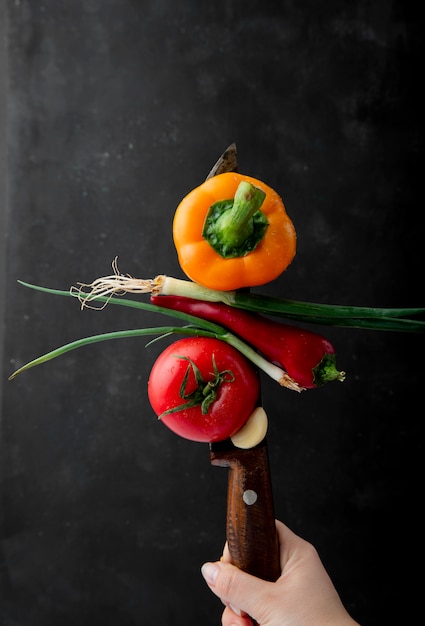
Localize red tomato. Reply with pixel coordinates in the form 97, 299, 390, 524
148, 337, 260, 443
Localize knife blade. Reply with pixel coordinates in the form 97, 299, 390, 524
206, 145, 281, 585
206, 142, 238, 179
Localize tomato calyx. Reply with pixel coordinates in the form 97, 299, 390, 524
158, 353, 235, 418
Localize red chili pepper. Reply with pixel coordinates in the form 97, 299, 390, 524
150, 295, 345, 389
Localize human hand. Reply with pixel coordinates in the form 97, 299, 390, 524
201, 519, 360, 626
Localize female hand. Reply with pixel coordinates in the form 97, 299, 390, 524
201, 519, 360, 626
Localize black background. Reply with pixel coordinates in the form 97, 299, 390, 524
1, 1, 423, 624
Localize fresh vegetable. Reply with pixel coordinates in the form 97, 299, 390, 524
9, 283, 302, 390
173, 172, 296, 291
231, 406, 269, 449
64, 264, 425, 333
147, 337, 261, 443
150, 294, 345, 388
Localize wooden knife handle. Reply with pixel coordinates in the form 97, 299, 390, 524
210, 437, 281, 582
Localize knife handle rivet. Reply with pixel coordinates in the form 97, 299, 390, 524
242, 489, 258, 506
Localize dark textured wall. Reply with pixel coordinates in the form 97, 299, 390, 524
1, 1, 423, 624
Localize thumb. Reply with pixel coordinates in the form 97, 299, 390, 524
201, 560, 270, 619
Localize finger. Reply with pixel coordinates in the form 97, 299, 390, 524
201, 560, 270, 620
222, 605, 253, 626
275, 518, 311, 567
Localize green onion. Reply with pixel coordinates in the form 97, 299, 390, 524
16, 277, 425, 333
231, 291, 425, 321
10, 282, 302, 391
157, 277, 425, 332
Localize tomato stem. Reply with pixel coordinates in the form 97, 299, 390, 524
158, 354, 235, 417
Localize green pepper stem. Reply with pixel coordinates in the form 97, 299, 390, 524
214, 182, 266, 248
202, 182, 268, 258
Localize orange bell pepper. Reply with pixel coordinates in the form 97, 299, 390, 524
172, 172, 296, 291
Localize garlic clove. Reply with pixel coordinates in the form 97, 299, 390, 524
231, 406, 268, 449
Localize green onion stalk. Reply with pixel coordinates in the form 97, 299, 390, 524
8, 264, 424, 383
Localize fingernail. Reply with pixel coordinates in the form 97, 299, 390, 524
201, 562, 219, 586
